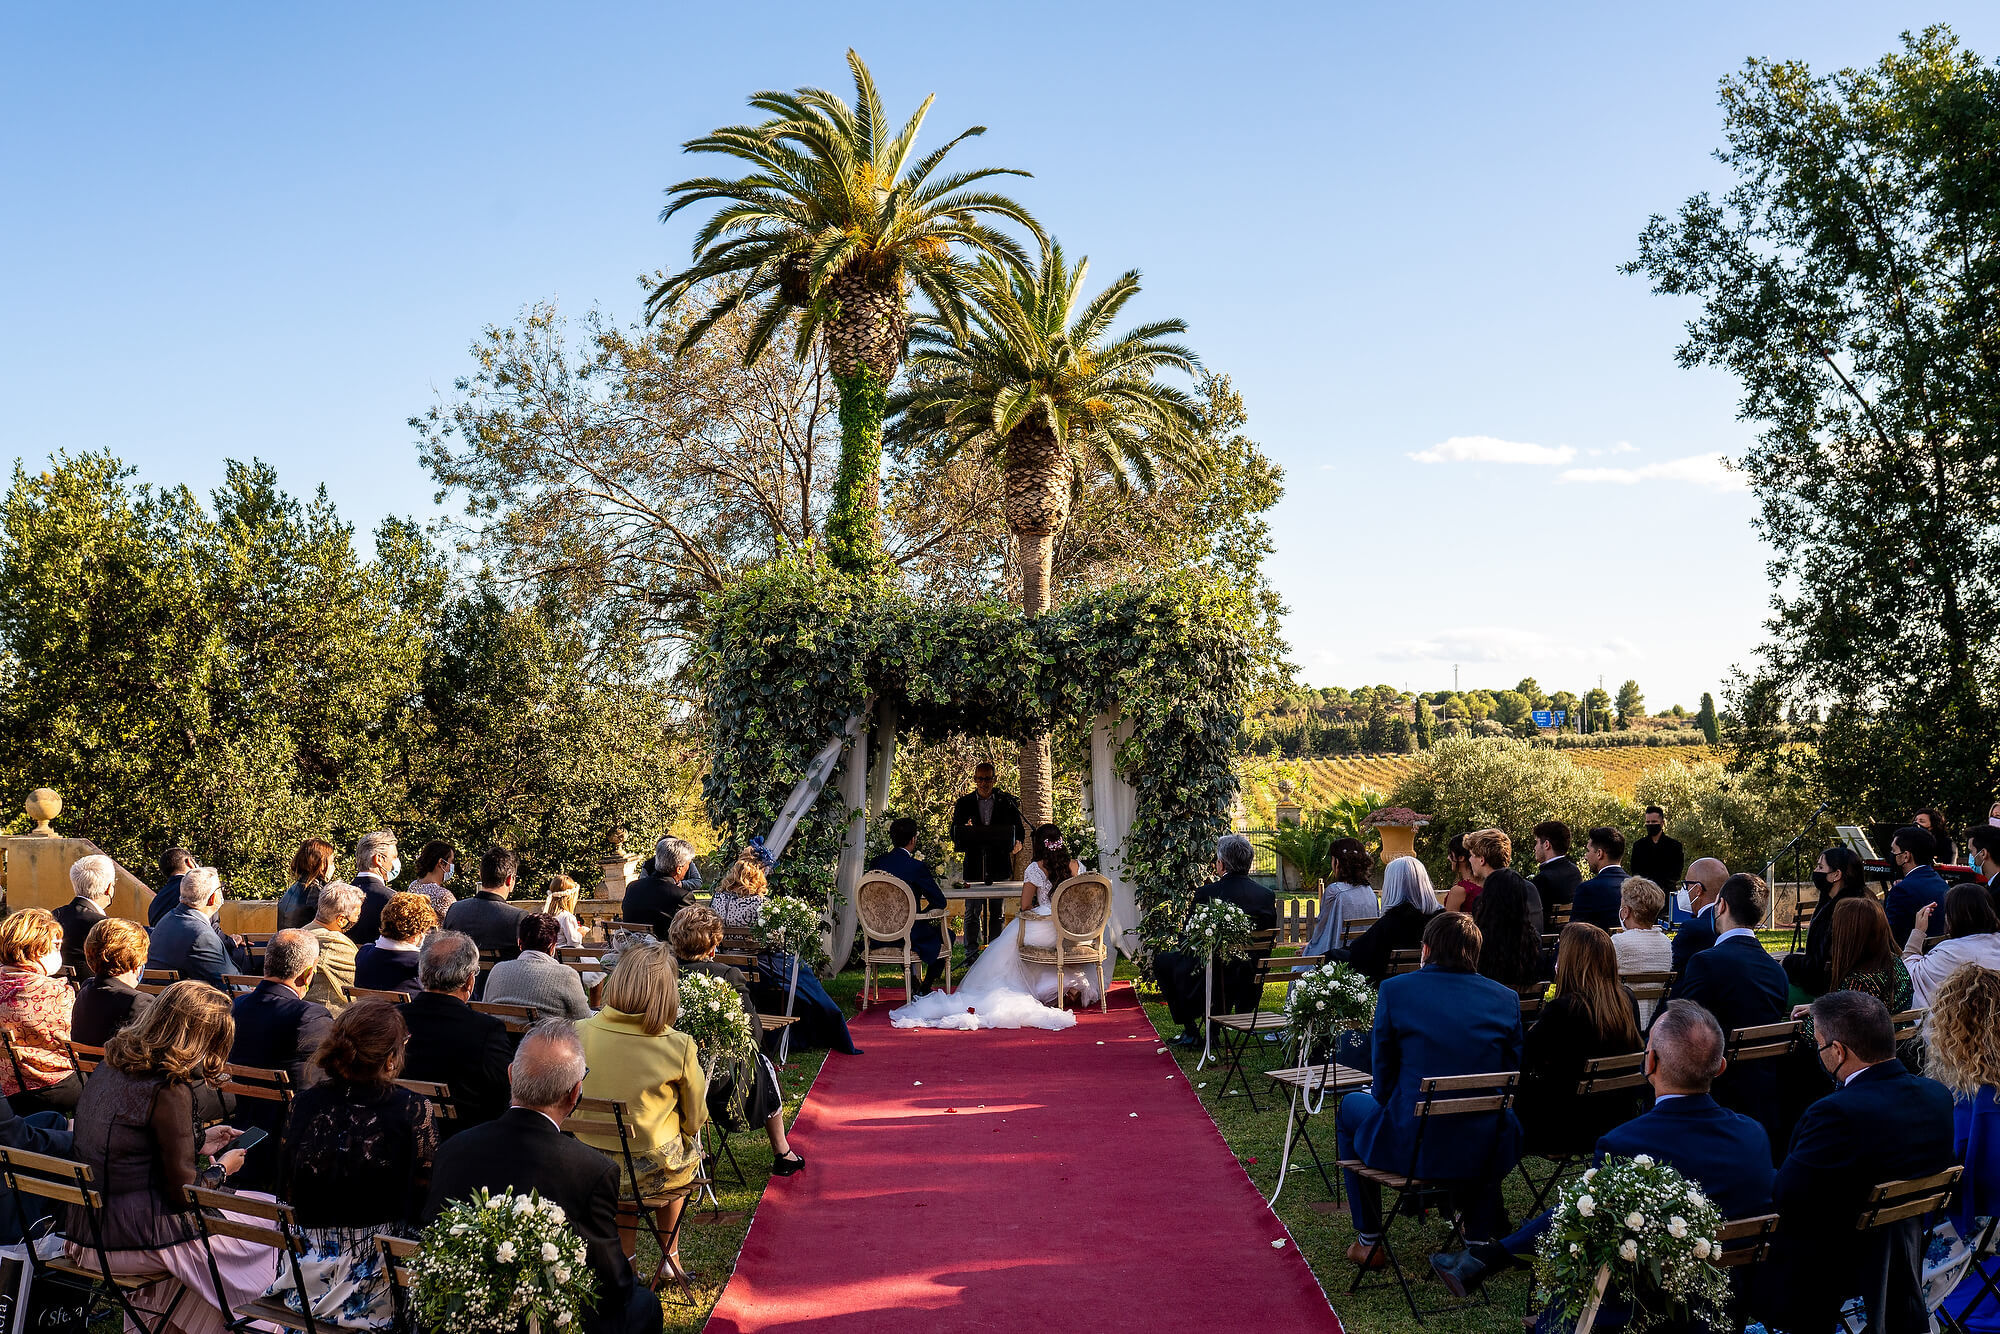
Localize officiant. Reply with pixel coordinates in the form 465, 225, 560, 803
950, 763, 1025, 965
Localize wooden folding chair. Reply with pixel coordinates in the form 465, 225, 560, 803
394, 1078, 459, 1128
1621, 971, 1674, 1028
349, 986, 410, 1005
0, 1146, 185, 1334
64, 1040, 104, 1078
183, 1185, 321, 1334
1264, 1059, 1371, 1206
373, 1234, 419, 1332
469, 999, 536, 1035
561, 1096, 711, 1305
1338, 1071, 1521, 1322
1855, 1166, 1962, 1233
1385, 948, 1423, 977
1891, 1008, 1928, 1045
139, 968, 179, 995
219, 974, 262, 996
1342, 916, 1379, 947
1942, 1213, 2000, 1334
1727, 1018, 1804, 1069
1517, 1051, 1647, 1213
1212, 952, 1324, 1109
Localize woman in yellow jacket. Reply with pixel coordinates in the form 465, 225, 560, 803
577, 941, 706, 1285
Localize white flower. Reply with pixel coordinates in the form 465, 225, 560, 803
1626, 1211, 1645, 1230
1619, 1239, 1638, 1262
543, 1202, 565, 1223
555, 1266, 571, 1283
1692, 1238, 1712, 1261
555, 1315, 571, 1328
514, 1195, 536, 1214
449, 1224, 467, 1236
485, 1196, 505, 1209
541, 1243, 560, 1261
1569, 1243, 1581, 1255
1576, 1195, 1595, 1217
1667, 1217, 1688, 1239
1316, 1000, 1326, 1011
1633, 1153, 1654, 1167
495, 1241, 517, 1263
1581, 1168, 1596, 1183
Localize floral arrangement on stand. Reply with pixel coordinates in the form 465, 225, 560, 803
755, 893, 831, 974
1534, 1154, 1733, 1333
676, 969, 760, 1118
410, 1188, 596, 1334
1180, 899, 1255, 963
1284, 962, 1374, 1064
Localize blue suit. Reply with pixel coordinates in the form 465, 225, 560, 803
1337, 965, 1524, 1240
1886, 864, 1950, 944
868, 847, 947, 965
1670, 932, 1790, 1159
1571, 866, 1629, 931
146, 905, 247, 990
1766, 1059, 1956, 1334
1670, 902, 1718, 970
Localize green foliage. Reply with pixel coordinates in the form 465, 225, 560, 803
1627, 26, 2000, 824
1696, 693, 1720, 745
1413, 697, 1436, 751
826, 366, 888, 573
1616, 679, 1646, 724
1268, 794, 1387, 884
700, 549, 1256, 945
1387, 735, 1632, 881
1631, 754, 1829, 874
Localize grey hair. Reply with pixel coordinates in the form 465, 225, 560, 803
1648, 1000, 1726, 1089
419, 931, 480, 994
355, 830, 397, 874
179, 866, 222, 908
655, 836, 695, 875
314, 881, 365, 926
263, 928, 321, 981
1217, 834, 1255, 876
69, 854, 117, 902
510, 1019, 586, 1108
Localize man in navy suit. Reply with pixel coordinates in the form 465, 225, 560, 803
1670, 857, 1729, 970
1762, 991, 1956, 1334
147, 866, 250, 989
1336, 911, 1523, 1268
1670, 873, 1789, 1159
1570, 826, 1631, 930
1530, 822, 1581, 936
1160, 835, 1278, 1046
1431, 998, 1774, 1295
146, 847, 196, 927
1884, 824, 1951, 944
868, 817, 948, 993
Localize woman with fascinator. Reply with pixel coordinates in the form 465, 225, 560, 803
892, 823, 1097, 1031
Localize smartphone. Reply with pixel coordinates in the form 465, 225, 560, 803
228, 1127, 268, 1154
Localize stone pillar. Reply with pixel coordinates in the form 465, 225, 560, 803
1273, 779, 1302, 892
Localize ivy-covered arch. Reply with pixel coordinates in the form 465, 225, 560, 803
700, 550, 1257, 959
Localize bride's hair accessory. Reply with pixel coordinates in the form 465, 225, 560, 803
1044, 837, 1066, 851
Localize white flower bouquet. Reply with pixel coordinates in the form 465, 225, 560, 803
1284, 962, 1374, 1063
1180, 900, 1255, 962
1534, 1154, 1734, 1333
754, 893, 830, 973
676, 970, 759, 1068
410, 1188, 596, 1334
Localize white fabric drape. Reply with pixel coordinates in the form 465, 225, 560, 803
830, 724, 870, 974
1091, 711, 1141, 958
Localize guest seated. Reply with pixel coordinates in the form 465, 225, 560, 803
667, 905, 803, 1174
146, 865, 251, 990
146, 847, 196, 927
346, 831, 399, 947
1431, 999, 1774, 1298
619, 837, 698, 941
1610, 876, 1672, 1025
1345, 856, 1441, 984
266, 1000, 437, 1332
401, 932, 513, 1136
1670, 873, 1789, 1159
352, 892, 436, 995
1670, 857, 1731, 970
1442, 833, 1483, 913
1886, 823, 1951, 944
1466, 833, 1544, 993
0, 909, 80, 1115
1570, 826, 1630, 931
1303, 838, 1378, 960
1782, 845, 1872, 997
1904, 884, 2000, 1010
55, 853, 117, 975
275, 838, 337, 932
72, 918, 155, 1047
484, 913, 593, 1021
68, 981, 274, 1334
442, 846, 528, 966
1925, 966, 2000, 1333
713, 850, 860, 1057
1795, 897, 1911, 1043
1513, 923, 1643, 1155
425, 1021, 662, 1334
865, 818, 950, 994
0, 1090, 72, 1244
1157, 834, 1278, 1047
1335, 912, 1523, 1269
1762, 991, 1956, 1334
405, 839, 458, 921
304, 883, 365, 1011
229, 928, 335, 1188
576, 943, 707, 1290
1529, 821, 1581, 934
543, 874, 586, 949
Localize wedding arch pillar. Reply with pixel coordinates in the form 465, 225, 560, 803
1090, 711, 1142, 958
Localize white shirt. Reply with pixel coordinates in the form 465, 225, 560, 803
372, 937, 420, 955
1714, 927, 1756, 946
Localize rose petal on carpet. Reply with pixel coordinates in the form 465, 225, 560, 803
703, 981, 1343, 1332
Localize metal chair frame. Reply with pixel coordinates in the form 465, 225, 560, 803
183, 1184, 321, 1334
1211, 950, 1322, 1109
0, 1145, 187, 1334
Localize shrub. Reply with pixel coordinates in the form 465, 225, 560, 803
1388, 735, 1633, 880
1631, 755, 1829, 875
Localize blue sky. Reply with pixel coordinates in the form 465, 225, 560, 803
5, 2, 1992, 710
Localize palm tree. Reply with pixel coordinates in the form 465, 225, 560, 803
649, 51, 1039, 573
890, 239, 1205, 827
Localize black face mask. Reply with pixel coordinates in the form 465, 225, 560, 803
1645, 825, 1662, 837
1811, 870, 1832, 892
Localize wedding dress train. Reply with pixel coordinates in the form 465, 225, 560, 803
889, 866, 1101, 1031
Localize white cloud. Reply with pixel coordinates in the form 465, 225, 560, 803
1377, 627, 1644, 667
1558, 452, 1744, 492
1584, 441, 1640, 457
1408, 435, 1576, 466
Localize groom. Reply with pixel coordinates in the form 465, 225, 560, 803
868, 818, 949, 994
950, 762, 1024, 965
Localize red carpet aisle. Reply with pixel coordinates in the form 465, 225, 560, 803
704, 983, 1343, 1333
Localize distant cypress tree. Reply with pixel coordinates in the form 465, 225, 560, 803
1696, 692, 1721, 745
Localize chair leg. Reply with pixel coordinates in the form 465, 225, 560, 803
1098, 956, 1108, 1012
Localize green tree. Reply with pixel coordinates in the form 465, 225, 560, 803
1696, 692, 1721, 745
1389, 736, 1633, 881
649, 51, 1039, 573
1515, 677, 1549, 710
889, 238, 1205, 826
1616, 679, 1645, 726
1414, 696, 1437, 750
1626, 26, 2000, 821
1584, 687, 1613, 732
1493, 690, 1531, 726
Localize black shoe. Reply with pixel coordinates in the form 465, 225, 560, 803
1170, 1029, 1202, 1048
1429, 1249, 1489, 1299
771, 1151, 806, 1177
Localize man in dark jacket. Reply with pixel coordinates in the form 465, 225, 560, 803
951, 763, 1026, 964
620, 837, 698, 939
146, 847, 196, 927
1571, 826, 1631, 931
147, 867, 250, 989
1159, 834, 1278, 1046
443, 847, 529, 997
1671, 857, 1730, 970
868, 818, 949, 993
1885, 824, 1951, 944
55, 854, 116, 975
402, 932, 515, 1136
1670, 874, 1789, 1159
228, 928, 333, 1187
1762, 991, 1956, 1334
424, 1021, 660, 1334
1529, 822, 1580, 936
346, 829, 399, 947
1629, 805, 1685, 890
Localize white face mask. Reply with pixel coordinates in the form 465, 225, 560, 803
441, 864, 454, 884
389, 857, 402, 881
1673, 887, 1694, 915
37, 949, 62, 977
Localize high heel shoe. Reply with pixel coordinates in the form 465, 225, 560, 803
771, 1151, 807, 1176
650, 1254, 691, 1289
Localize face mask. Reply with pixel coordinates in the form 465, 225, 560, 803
1645, 825, 1663, 836
1673, 887, 1693, 915
1989, 817, 2000, 828
1811, 870, 1832, 892
389, 858, 403, 881
442, 864, 454, 885
38, 949, 63, 977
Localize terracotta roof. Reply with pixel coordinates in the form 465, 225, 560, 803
1363, 806, 1431, 827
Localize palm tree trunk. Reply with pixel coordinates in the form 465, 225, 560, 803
1002, 422, 1072, 837
822, 272, 907, 575
1016, 528, 1056, 834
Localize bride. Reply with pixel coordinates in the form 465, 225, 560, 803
891, 822, 1101, 1031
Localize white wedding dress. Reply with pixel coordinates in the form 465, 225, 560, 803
890, 861, 1102, 1031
